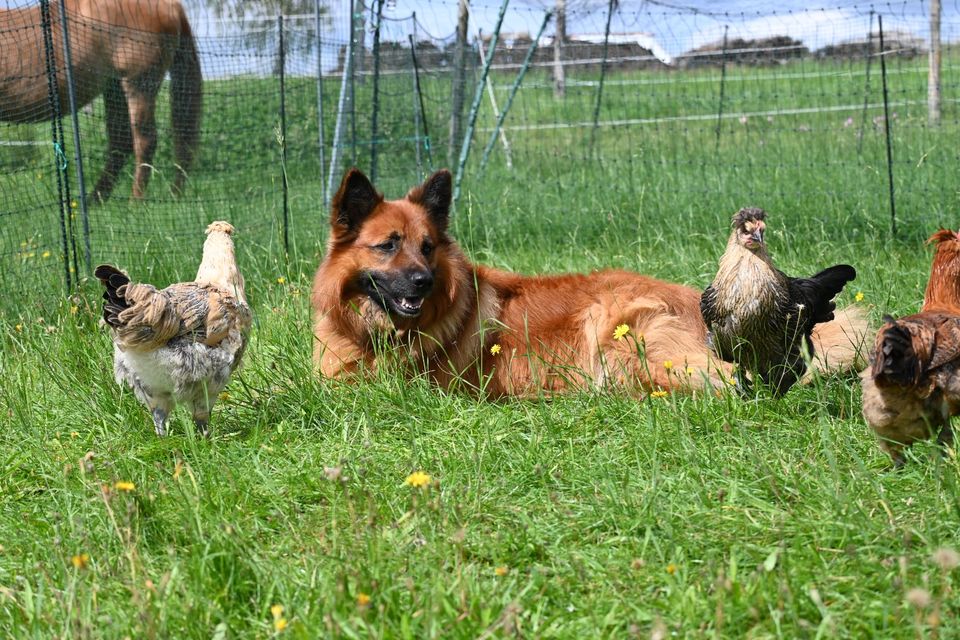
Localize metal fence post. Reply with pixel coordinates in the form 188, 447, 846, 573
480, 10, 552, 174
452, 0, 510, 208
57, 0, 90, 272
315, 0, 327, 204
369, 0, 385, 184
39, 0, 72, 292
325, 1, 358, 204
588, 0, 615, 154
714, 24, 729, 154
878, 15, 897, 236
278, 14, 289, 255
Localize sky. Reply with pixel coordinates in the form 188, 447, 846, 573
2, 0, 957, 74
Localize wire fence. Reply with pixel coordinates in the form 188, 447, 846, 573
0, 0, 958, 309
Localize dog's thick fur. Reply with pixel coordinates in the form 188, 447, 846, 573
312, 169, 867, 397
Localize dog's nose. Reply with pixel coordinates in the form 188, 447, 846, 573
407, 270, 434, 293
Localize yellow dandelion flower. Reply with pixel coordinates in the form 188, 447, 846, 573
274, 618, 288, 632
70, 431, 79, 438
70, 305, 79, 315
71, 553, 89, 569
404, 471, 431, 488
651, 390, 668, 398
663, 360, 673, 370
70, 199, 78, 209
613, 324, 630, 341
41, 250, 51, 259
219, 391, 230, 401
271, 604, 284, 619
494, 566, 509, 577
685, 366, 695, 376
490, 343, 502, 355
727, 377, 737, 385
855, 291, 864, 302
276, 276, 286, 285
666, 563, 677, 575
14, 324, 22, 332
356, 592, 371, 607
114, 481, 135, 492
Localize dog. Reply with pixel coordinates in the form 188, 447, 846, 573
312, 168, 865, 397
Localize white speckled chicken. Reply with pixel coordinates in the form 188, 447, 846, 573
95, 221, 251, 437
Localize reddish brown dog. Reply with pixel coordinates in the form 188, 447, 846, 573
312, 169, 863, 397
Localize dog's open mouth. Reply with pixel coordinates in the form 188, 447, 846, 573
392, 295, 424, 317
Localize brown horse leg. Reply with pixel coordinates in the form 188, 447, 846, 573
123, 73, 163, 200
92, 78, 133, 203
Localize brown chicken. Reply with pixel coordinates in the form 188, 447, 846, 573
95, 221, 252, 437
862, 229, 960, 465
700, 207, 857, 396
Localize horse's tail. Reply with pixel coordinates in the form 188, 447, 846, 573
170, 2, 202, 195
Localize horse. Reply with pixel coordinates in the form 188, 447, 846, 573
0, 0, 202, 201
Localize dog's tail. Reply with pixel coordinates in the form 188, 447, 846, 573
803, 304, 871, 382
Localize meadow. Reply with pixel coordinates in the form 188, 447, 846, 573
1, 50, 959, 637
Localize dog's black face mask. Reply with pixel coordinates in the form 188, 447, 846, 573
357, 268, 434, 318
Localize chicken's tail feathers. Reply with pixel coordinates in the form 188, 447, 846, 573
803, 304, 871, 382
870, 318, 924, 385
94, 264, 181, 350
811, 264, 857, 292
95, 264, 133, 327
803, 264, 857, 323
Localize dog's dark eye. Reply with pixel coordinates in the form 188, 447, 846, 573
374, 239, 397, 253
421, 241, 434, 257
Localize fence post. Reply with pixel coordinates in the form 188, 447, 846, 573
553, 0, 565, 98
57, 0, 90, 273
278, 14, 289, 255
928, 0, 941, 126
448, 0, 470, 165
369, 0, 385, 184
409, 33, 433, 173
588, 0, 615, 153
857, 11, 874, 155
714, 24, 729, 153
878, 15, 897, 236
325, 0, 358, 203
315, 0, 327, 205
39, 0, 72, 292
452, 0, 510, 209
476, 28, 512, 168
480, 10, 552, 174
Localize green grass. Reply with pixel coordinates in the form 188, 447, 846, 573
1, 54, 960, 637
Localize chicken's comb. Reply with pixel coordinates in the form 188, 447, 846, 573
731, 207, 767, 228
925, 228, 960, 246
206, 221, 235, 235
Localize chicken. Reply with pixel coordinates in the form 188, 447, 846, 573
95, 221, 251, 437
700, 207, 857, 396
862, 228, 960, 465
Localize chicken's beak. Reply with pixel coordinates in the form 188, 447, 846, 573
750, 229, 764, 245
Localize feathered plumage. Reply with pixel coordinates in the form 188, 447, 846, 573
701, 207, 856, 395
95, 221, 252, 437
862, 228, 960, 465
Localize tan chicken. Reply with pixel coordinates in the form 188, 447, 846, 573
862, 229, 960, 465
95, 221, 251, 437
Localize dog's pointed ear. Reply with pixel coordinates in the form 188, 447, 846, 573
331, 168, 382, 234
407, 169, 452, 233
